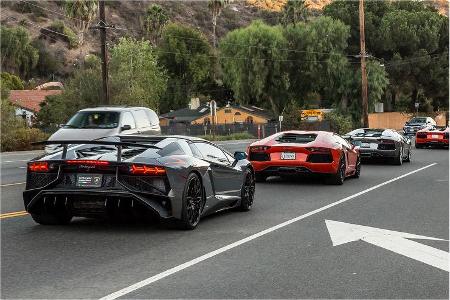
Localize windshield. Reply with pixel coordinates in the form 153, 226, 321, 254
409, 117, 426, 124
65, 111, 120, 129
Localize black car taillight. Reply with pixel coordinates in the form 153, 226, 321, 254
250, 146, 271, 152
249, 145, 271, 161
378, 139, 396, 150
306, 147, 331, 154
129, 164, 166, 176
28, 161, 49, 172
416, 133, 427, 139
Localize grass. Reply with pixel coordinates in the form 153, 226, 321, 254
197, 132, 255, 141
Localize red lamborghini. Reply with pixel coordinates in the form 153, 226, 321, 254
415, 126, 449, 148
247, 131, 361, 185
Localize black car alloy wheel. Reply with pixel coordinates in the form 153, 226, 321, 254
179, 173, 203, 229
329, 155, 346, 185
240, 170, 255, 211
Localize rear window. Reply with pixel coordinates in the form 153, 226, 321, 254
145, 109, 159, 126
409, 117, 426, 123
65, 111, 119, 129
133, 110, 151, 128
276, 133, 317, 143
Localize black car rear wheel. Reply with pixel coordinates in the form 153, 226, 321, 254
30, 212, 72, 225
351, 157, 361, 178
393, 147, 403, 165
404, 148, 411, 162
328, 155, 346, 185
239, 169, 255, 211
177, 173, 204, 230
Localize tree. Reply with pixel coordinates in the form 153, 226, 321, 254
0, 26, 39, 79
283, 17, 351, 108
65, 0, 98, 46
158, 23, 213, 112
220, 21, 289, 116
280, 0, 310, 27
323, 0, 448, 112
144, 4, 169, 45
109, 37, 167, 110
208, 0, 228, 48
37, 59, 102, 127
0, 72, 24, 90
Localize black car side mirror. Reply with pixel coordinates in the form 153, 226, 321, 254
121, 125, 132, 132
234, 151, 247, 161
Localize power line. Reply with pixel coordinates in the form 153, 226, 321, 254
18, 0, 85, 24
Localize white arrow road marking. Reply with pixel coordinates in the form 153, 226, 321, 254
325, 220, 449, 272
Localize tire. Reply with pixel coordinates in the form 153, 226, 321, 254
239, 169, 255, 211
393, 147, 403, 165
351, 157, 361, 178
404, 148, 411, 162
255, 172, 267, 183
176, 173, 204, 230
415, 143, 423, 149
30, 212, 72, 225
328, 155, 346, 185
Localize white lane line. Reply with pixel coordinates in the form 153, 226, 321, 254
1, 182, 26, 187
1, 159, 29, 163
99, 162, 437, 300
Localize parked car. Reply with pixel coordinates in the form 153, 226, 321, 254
415, 126, 449, 148
403, 117, 436, 135
45, 107, 160, 153
344, 128, 412, 164
24, 135, 255, 230
247, 131, 361, 185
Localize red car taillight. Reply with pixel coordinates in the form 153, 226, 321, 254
250, 146, 270, 152
306, 147, 331, 154
130, 164, 166, 176
66, 160, 110, 166
28, 161, 49, 172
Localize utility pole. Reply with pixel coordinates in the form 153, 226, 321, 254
359, 0, 369, 128
99, 0, 109, 105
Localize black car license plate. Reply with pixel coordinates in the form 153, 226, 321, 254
76, 174, 103, 188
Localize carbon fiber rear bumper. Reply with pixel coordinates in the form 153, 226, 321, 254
23, 187, 174, 219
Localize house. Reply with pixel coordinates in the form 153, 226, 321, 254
160, 100, 273, 126
192, 103, 273, 125
8, 89, 63, 125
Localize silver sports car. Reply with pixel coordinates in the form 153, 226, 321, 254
23, 135, 255, 230
344, 128, 412, 165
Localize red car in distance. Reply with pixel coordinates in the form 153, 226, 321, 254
247, 131, 361, 185
415, 126, 449, 148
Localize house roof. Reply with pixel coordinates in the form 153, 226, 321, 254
161, 103, 211, 123
8, 90, 62, 112
230, 104, 274, 120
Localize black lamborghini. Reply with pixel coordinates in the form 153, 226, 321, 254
23, 135, 255, 229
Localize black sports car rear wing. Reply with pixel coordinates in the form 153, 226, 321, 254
32, 140, 161, 161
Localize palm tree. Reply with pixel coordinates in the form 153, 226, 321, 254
144, 4, 169, 45
65, 0, 98, 46
208, 0, 229, 48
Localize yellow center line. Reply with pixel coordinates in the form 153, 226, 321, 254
0, 211, 29, 219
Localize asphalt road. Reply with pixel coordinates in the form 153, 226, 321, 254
1, 140, 448, 299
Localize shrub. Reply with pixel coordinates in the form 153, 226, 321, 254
32, 40, 64, 77
324, 110, 353, 134
197, 132, 255, 141
47, 20, 78, 48
1, 127, 49, 152
13, 2, 47, 18
0, 72, 24, 90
